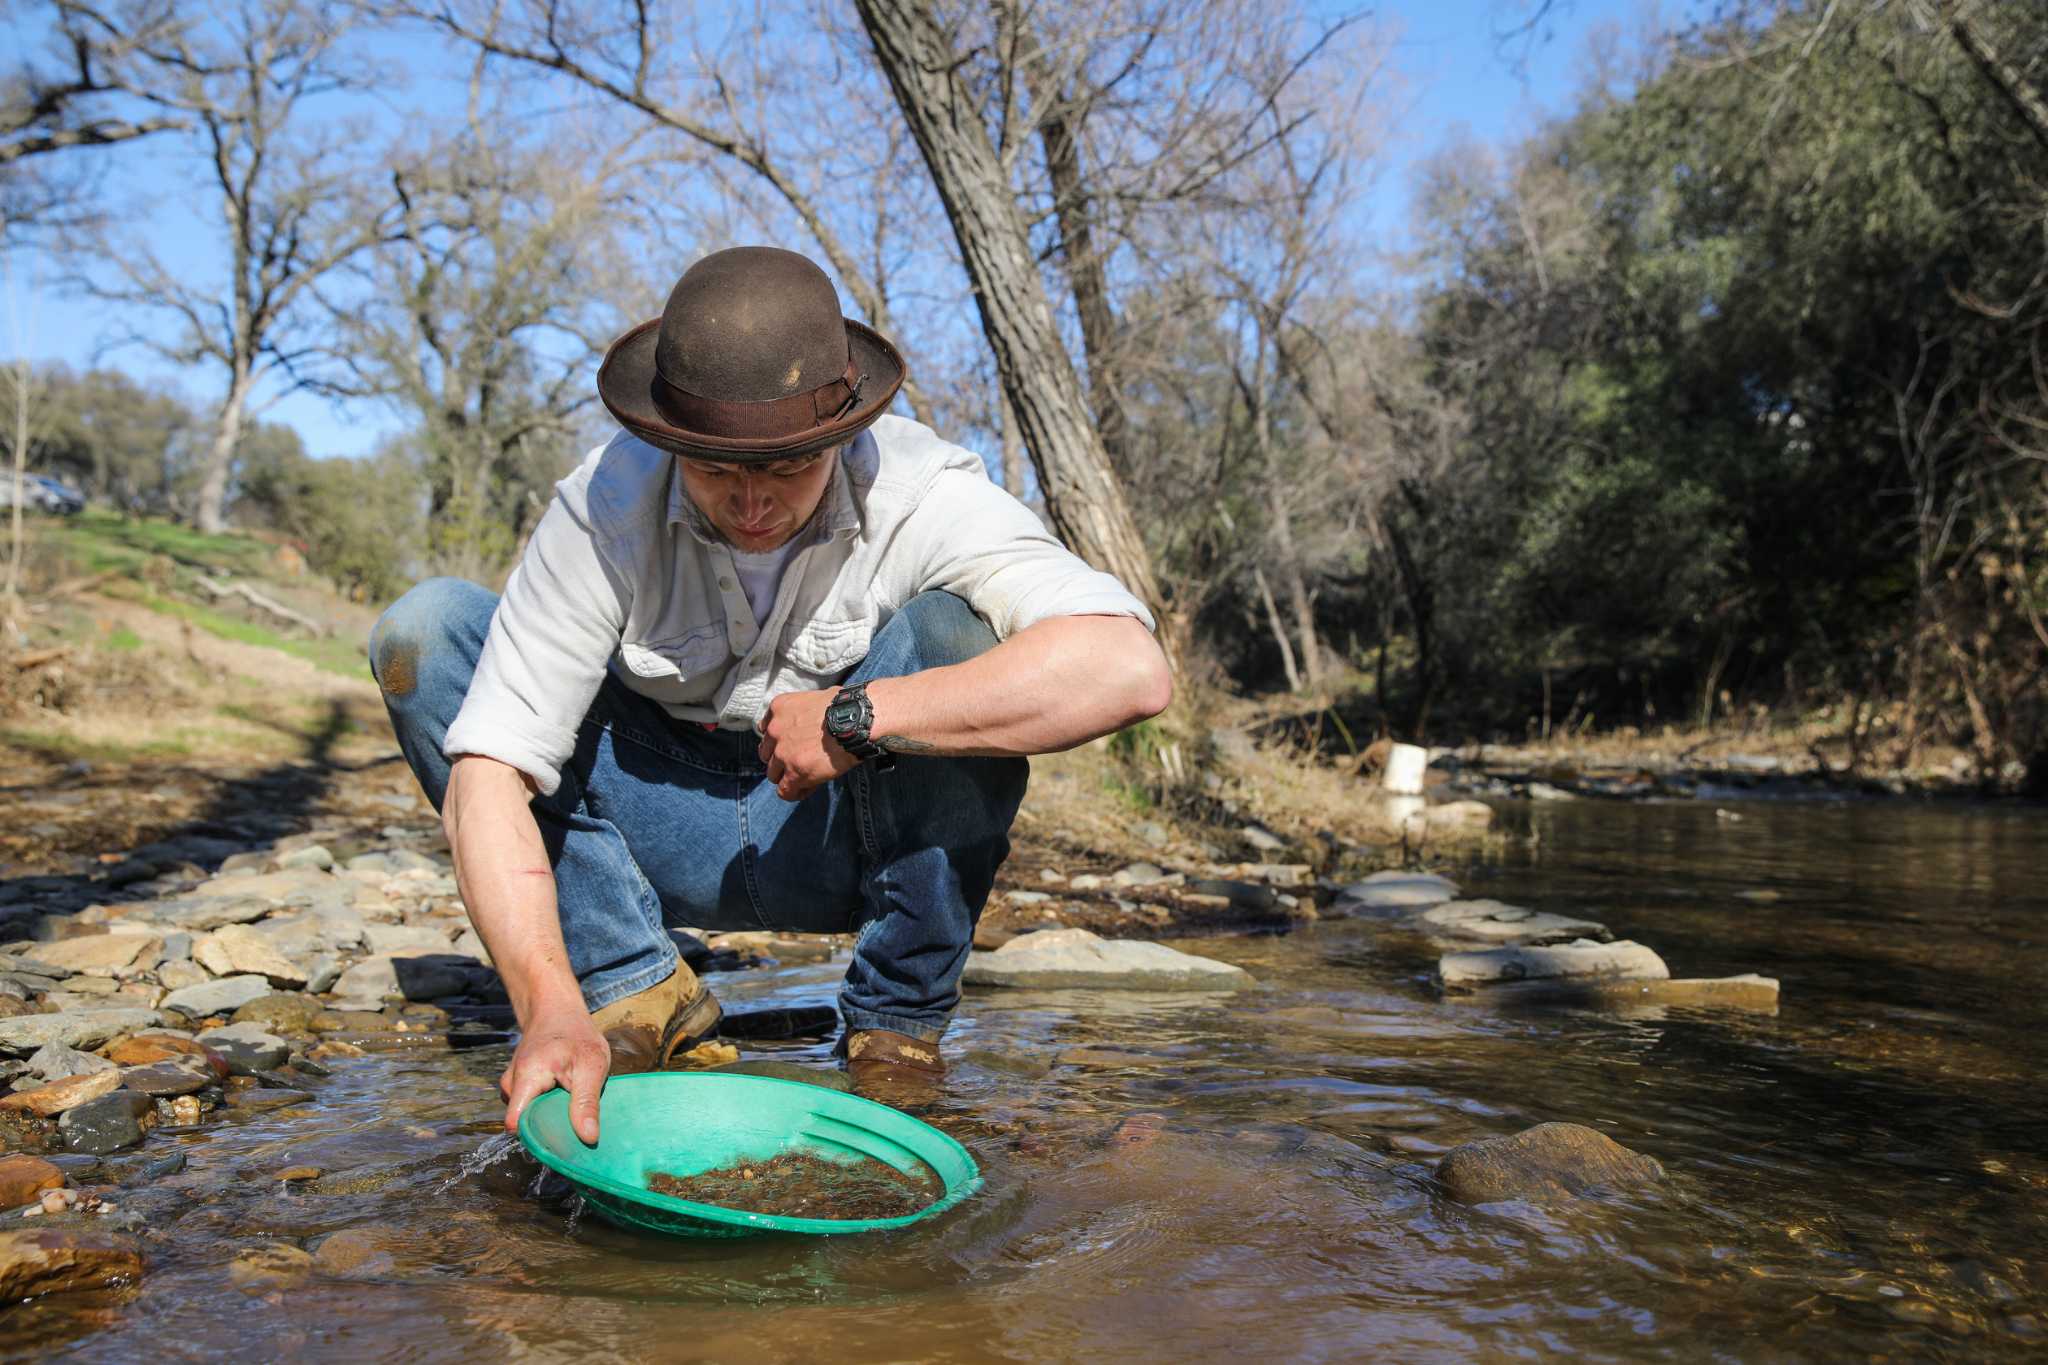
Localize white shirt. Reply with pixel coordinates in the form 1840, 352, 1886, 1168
443, 415, 1155, 796
731, 541, 801, 625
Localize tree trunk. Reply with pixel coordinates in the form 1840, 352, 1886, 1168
4, 354, 28, 625
1942, 0, 2048, 154
852, 0, 1175, 668
996, 392, 1027, 498
1252, 563, 1302, 692
194, 362, 253, 535
1036, 81, 1128, 476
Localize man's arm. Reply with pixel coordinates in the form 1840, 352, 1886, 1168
444, 753, 610, 1144
757, 613, 1170, 800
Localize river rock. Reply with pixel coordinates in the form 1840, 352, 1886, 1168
1424, 800, 1496, 831
0, 1228, 144, 1297
311, 1227, 392, 1277
118, 1062, 210, 1097
1436, 1122, 1664, 1203
155, 961, 209, 991
1333, 872, 1460, 914
196, 1025, 289, 1074
328, 954, 476, 1008
191, 926, 308, 989
17, 933, 161, 978
229, 1242, 312, 1286
362, 923, 453, 955
961, 928, 1252, 991
1485, 974, 1782, 1013
0, 1071, 121, 1116
160, 974, 273, 1017
26, 1043, 117, 1082
136, 895, 273, 931
0, 1154, 65, 1207
1419, 900, 1613, 946
1438, 939, 1668, 989
276, 845, 334, 872
249, 908, 367, 958
230, 993, 327, 1034
1185, 879, 1279, 911
105, 1034, 229, 1080
62, 1089, 155, 1152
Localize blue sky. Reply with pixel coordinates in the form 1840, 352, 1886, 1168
10, 0, 1685, 462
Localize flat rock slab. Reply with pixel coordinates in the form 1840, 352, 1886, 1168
16, 934, 161, 978
161, 975, 274, 1018
0, 1228, 145, 1298
1436, 1121, 1663, 1203
0, 1070, 121, 1116
0, 1009, 162, 1057
1332, 873, 1460, 915
1419, 900, 1612, 946
1439, 939, 1668, 989
961, 928, 1251, 991
193, 926, 307, 988
1482, 974, 1781, 1014
118, 1062, 211, 1097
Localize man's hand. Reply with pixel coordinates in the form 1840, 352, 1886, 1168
500, 1006, 611, 1145
757, 687, 858, 801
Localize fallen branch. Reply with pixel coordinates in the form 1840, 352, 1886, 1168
9, 646, 68, 671
192, 576, 325, 636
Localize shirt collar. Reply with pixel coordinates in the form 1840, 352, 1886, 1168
666, 432, 872, 548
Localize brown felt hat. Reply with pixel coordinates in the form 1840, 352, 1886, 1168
597, 246, 905, 463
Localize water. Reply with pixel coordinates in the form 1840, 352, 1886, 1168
18, 798, 2048, 1361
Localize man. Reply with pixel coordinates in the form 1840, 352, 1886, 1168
370, 246, 1171, 1144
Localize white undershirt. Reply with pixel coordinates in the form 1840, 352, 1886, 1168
730, 540, 803, 625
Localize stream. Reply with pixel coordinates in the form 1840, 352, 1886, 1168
13, 795, 2048, 1361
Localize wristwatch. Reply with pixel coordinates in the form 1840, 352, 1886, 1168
824, 682, 896, 772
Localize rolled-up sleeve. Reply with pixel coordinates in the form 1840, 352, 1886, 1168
442, 495, 628, 796
908, 467, 1155, 637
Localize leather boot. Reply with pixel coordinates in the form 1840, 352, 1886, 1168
591, 962, 722, 1077
842, 1028, 945, 1101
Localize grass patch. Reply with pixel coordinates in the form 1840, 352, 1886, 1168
0, 726, 192, 763
45, 508, 274, 580
105, 625, 143, 652
117, 588, 365, 678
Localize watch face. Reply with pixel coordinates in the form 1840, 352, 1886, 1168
825, 697, 858, 736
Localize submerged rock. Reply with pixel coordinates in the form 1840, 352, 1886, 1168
1436, 1122, 1664, 1203
708, 1060, 852, 1092
1438, 939, 1668, 989
0, 1228, 144, 1298
229, 1241, 312, 1286
961, 928, 1251, 991
1484, 973, 1781, 1013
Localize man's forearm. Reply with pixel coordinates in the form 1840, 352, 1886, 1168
863, 614, 1171, 758
443, 755, 586, 1023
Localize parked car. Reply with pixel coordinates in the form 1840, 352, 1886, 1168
0, 473, 85, 514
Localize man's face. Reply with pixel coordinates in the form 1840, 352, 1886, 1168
677, 446, 839, 552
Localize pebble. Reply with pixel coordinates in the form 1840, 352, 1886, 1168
275, 1166, 322, 1182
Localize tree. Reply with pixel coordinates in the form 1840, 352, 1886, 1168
853, 0, 1171, 651
1, 0, 184, 234
77, 0, 397, 533
318, 83, 630, 581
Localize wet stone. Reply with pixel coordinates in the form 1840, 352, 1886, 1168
961, 928, 1252, 991
226, 1089, 314, 1113
119, 1062, 210, 1097
136, 1151, 187, 1181
1438, 939, 1669, 989
0, 1228, 145, 1298
0, 1154, 66, 1208
160, 975, 273, 1018
229, 1241, 312, 1286
58, 1090, 155, 1156
1436, 1121, 1664, 1204
311, 1226, 391, 1277
707, 1060, 853, 1092
1, 1071, 122, 1117
718, 1006, 840, 1041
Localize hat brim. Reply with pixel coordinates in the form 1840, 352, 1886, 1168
596, 316, 906, 464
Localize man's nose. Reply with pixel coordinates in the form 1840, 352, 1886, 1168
735, 476, 770, 517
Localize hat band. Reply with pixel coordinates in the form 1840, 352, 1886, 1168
652, 357, 865, 441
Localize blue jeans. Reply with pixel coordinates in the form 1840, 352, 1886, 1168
369, 580, 1028, 1042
